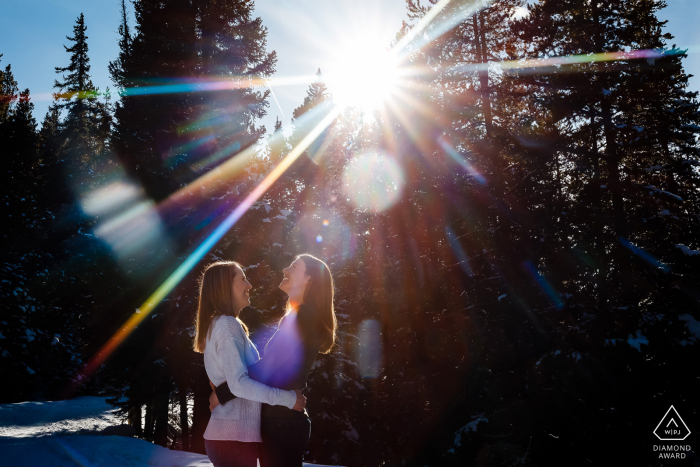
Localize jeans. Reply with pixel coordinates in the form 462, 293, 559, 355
205, 439, 259, 467
259, 416, 311, 467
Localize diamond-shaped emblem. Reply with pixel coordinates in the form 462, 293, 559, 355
654, 406, 691, 441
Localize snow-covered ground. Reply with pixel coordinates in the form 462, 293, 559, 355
0, 396, 338, 467
0, 397, 119, 439
0, 396, 210, 467
2, 433, 213, 467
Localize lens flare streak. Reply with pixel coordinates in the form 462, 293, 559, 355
445, 225, 473, 276
192, 140, 243, 172
394, 0, 496, 58
522, 261, 563, 309
619, 237, 670, 272
54, 439, 95, 467
438, 139, 486, 184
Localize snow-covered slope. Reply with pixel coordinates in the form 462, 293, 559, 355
2, 435, 212, 467
0, 396, 117, 439
0, 397, 338, 467
0, 396, 210, 467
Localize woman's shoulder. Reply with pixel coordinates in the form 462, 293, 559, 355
213, 314, 247, 340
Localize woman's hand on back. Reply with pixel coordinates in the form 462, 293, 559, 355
209, 389, 220, 412
292, 389, 307, 412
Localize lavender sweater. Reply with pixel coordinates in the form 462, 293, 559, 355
203, 315, 297, 442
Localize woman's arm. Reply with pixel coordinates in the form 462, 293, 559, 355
215, 381, 236, 404
217, 317, 298, 409
215, 351, 267, 404
211, 380, 305, 412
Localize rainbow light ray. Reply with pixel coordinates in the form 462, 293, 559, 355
33, 74, 318, 103
79, 105, 342, 379
450, 47, 693, 76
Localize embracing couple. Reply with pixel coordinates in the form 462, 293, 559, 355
193, 254, 336, 467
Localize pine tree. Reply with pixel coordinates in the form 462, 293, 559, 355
273, 116, 282, 133
111, 0, 279, 200
54, 14, 98, 143
0, 58, 90, 404
34, 104, 71, 219
0, 57, 19, 124
0, 60, 39, 235
108, 0, 132, 90
53, 12, 106, 194
292, 69, 330, 120
198, 0, 276, 141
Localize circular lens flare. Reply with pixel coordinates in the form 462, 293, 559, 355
342, 151, 405, 212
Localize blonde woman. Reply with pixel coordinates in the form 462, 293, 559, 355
211, 254, 337, 467
193, 261, 306, 467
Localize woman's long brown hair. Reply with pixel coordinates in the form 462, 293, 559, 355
294, 254, 337, 354
193, 261, 248, 353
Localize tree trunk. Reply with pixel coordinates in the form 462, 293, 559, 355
128, 405, 143, 437
477, 11, 493, 138
179, 388, 189, 451
590, 119, 608, 308
189, 365, 210, 454
601, 97, 634, 300
153, 390, 170, 447
144, 399, 154, 440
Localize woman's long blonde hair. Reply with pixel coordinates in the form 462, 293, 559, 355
290, 254, 336, 354
193, 261, 248, 353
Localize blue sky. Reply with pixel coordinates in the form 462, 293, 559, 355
1, 0, 698, 133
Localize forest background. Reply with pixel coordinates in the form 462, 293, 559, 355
1, 0, 700, 466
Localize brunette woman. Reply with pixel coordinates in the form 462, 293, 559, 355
211, 254, 337, 467
193, 261, 306, 467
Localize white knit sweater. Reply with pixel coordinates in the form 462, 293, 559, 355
203, 315, 297, 442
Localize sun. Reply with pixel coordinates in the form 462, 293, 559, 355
326, 36, 401, 112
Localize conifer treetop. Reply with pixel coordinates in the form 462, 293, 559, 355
54, 13, 95, 98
